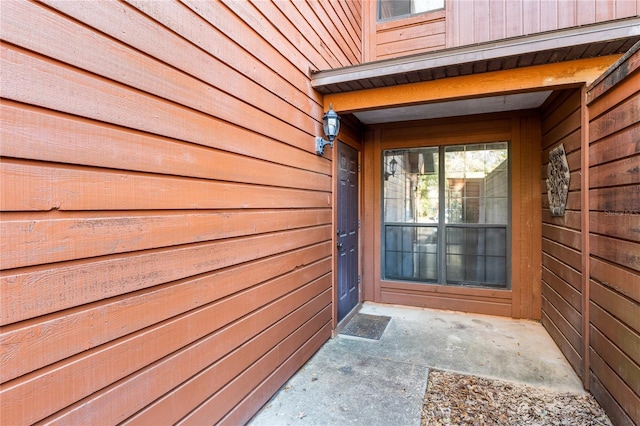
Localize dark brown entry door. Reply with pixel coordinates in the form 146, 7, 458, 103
337, 141, 359, 322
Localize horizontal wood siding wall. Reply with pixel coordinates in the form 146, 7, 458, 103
0, 1, 361, 424
586, 46, 640, 426
362, 112, 542, 319
446, 0, 639, 48
374, 10, 445, 60
540, 89, 585, 380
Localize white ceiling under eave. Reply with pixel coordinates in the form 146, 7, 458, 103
353, 90, 553, 124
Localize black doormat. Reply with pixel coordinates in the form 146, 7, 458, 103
340, 313, 391, 340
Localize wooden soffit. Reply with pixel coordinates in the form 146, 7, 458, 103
312, 17, 640, 114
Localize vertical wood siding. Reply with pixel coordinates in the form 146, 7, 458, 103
540, 89, 585, 379
0, 0, 361, 424
586, 46, 640, 426
364, 0, 639, 61
446, 0, 639, 48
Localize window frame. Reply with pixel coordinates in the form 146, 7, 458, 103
377, 0, 446, 22
381, 142, 512, 289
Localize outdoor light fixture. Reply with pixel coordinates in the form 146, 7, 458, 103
384, 157, 398, 180
315, 104, 341, 155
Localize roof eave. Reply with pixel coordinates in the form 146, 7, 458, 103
311, 17, 640, 90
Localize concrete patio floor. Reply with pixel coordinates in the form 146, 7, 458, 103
248, 302, 585, 426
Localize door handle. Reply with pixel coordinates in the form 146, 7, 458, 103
337, 243, 345, 252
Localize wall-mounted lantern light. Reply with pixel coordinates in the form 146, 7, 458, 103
384, 157, 398, 180
315, 104, 341, 156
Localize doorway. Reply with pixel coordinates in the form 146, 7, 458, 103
337, 141, 359, 322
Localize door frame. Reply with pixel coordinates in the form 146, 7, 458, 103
332, 139, 363, 332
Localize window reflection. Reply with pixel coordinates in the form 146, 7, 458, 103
445, 144, 508, 224
383, 143, 509, 288
378, 0, 445, 21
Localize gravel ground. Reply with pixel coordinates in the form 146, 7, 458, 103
422, 370, 612, 425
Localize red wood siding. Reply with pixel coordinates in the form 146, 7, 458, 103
363, 1, 445, 61
586, 45, 640, 426
0, 1, 361, 424
364, 0, 639, 61
446, 0, 640, 48
375, 10, 446, 60
540, 89, 585, 379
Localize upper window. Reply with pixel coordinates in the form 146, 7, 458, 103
378, 0, 445, 21
383, 143, 510, 288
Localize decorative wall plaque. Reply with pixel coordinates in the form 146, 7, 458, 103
546, 143, 570, 216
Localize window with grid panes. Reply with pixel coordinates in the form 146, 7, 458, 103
382, 143, 510, 288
